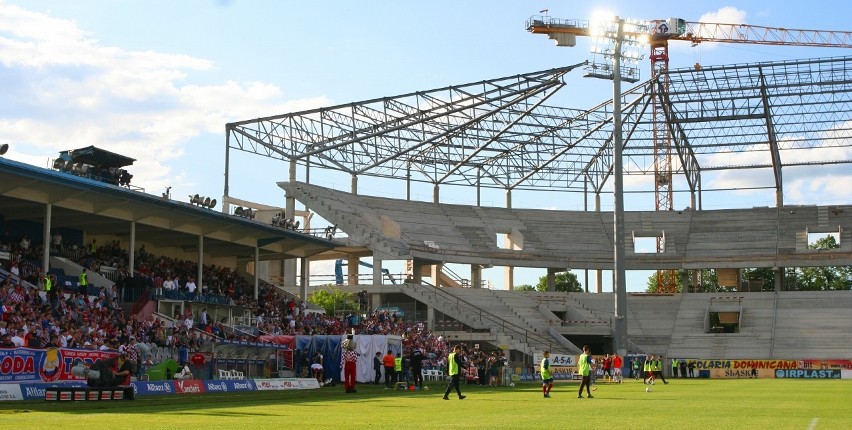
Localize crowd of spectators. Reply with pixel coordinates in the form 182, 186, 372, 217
2, 229, 449, 382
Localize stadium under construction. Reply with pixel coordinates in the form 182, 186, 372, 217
2, 54, 851, 371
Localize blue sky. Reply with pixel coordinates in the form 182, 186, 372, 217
1, 1, 850, 291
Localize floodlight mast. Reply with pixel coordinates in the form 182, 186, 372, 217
527, 15, 852, 294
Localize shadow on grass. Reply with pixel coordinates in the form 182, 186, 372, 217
0, 383, 438, 415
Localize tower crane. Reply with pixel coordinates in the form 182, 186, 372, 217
527, 16, 852, 292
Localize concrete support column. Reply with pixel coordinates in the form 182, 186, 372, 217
433, 184, 439, 204
506, 189, 512, 209
372, 257, 383, 285
283, 162, 297, 288
347, 256, 359, 285
546, 268, 558, 292
476, 168, 481, 206
430, 263, 442, 287
504, 266, 514, 291
426, 306, 435, 331
197, 235, 204, 289
129, 221, 136, 273
679, 269, 689, 294
596, 271, 603, 293
411, 260, 423, 284
406, 163, 411, 201
351, 174, 358, 195
370, 293, 381, 310
42, 204, 51, 274
774, 267, 784, 292
470, 264, 482, 289
595, 192, 602, 293
300, 257, 308, 300
254, 246, 260, 299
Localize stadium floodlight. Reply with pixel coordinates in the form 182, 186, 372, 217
234, 206, 255, 218
291, 220, 300, 230
53, 159, 67, 170
0, 143, 7, 155
189, 194, 216, 208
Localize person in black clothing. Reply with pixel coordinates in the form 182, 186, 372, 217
373, 352, 382, 384
410, 349, 424, 388
302, 349, 311, 378
113, 354, 134, 386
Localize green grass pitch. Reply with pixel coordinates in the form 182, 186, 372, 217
1, 378, 850, 429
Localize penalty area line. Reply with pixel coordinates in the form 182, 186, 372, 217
806, 417, 818, 430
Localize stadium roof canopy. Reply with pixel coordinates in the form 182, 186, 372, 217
225, 55, 852, 201
60, 145, 137, 168
0, 158, 335, 260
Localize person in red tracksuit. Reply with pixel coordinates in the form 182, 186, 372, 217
342, 336, 359, 393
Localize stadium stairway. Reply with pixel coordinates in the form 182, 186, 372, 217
398, 283, 579, 355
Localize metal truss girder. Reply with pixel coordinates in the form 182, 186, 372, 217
353, 65, 588, 184
655, 78, 702, 194
583, 84, 654, 194
225, 55, 852, 195
436, 82, 563, 186
759, 67, 783, 195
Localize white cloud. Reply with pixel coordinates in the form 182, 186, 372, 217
697, 6, 748, 25
667, 6, 749, 54
0, 3, 330, 195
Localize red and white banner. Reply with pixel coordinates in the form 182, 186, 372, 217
0, 347, 117, 383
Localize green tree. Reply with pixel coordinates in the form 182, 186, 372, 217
645, 269, 721, 293
514, 284, 536, 291
307, 285, 358, 314
742, 267, 775, 292
791, 235, 852, 290
535, 272, 582, 292
645, 270, 682, 293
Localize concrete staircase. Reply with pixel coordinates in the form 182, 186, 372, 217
400, 283, 579, 355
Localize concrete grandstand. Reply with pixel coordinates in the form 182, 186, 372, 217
222, 55, 852, 363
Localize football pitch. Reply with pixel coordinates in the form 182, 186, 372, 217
1, 378, 849, 429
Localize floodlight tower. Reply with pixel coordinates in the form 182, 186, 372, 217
527, 15, 642, 358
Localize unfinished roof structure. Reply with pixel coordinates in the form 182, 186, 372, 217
225, 56, 852, 207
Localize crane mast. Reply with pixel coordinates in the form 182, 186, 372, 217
649, 34, 675, 292
527, 16, 852, 293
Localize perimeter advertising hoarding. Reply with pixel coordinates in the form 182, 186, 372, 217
694, 359, 852, 379
774, 369, 841, 379
0, 347, 116, 383
709, 368, 777, 379
254, 378, 321, 390
0, 381, 87, 401
532, 353, 578, 380
203, 380, 256, 393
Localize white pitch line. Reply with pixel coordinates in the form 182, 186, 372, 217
806, 417, 818, 430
